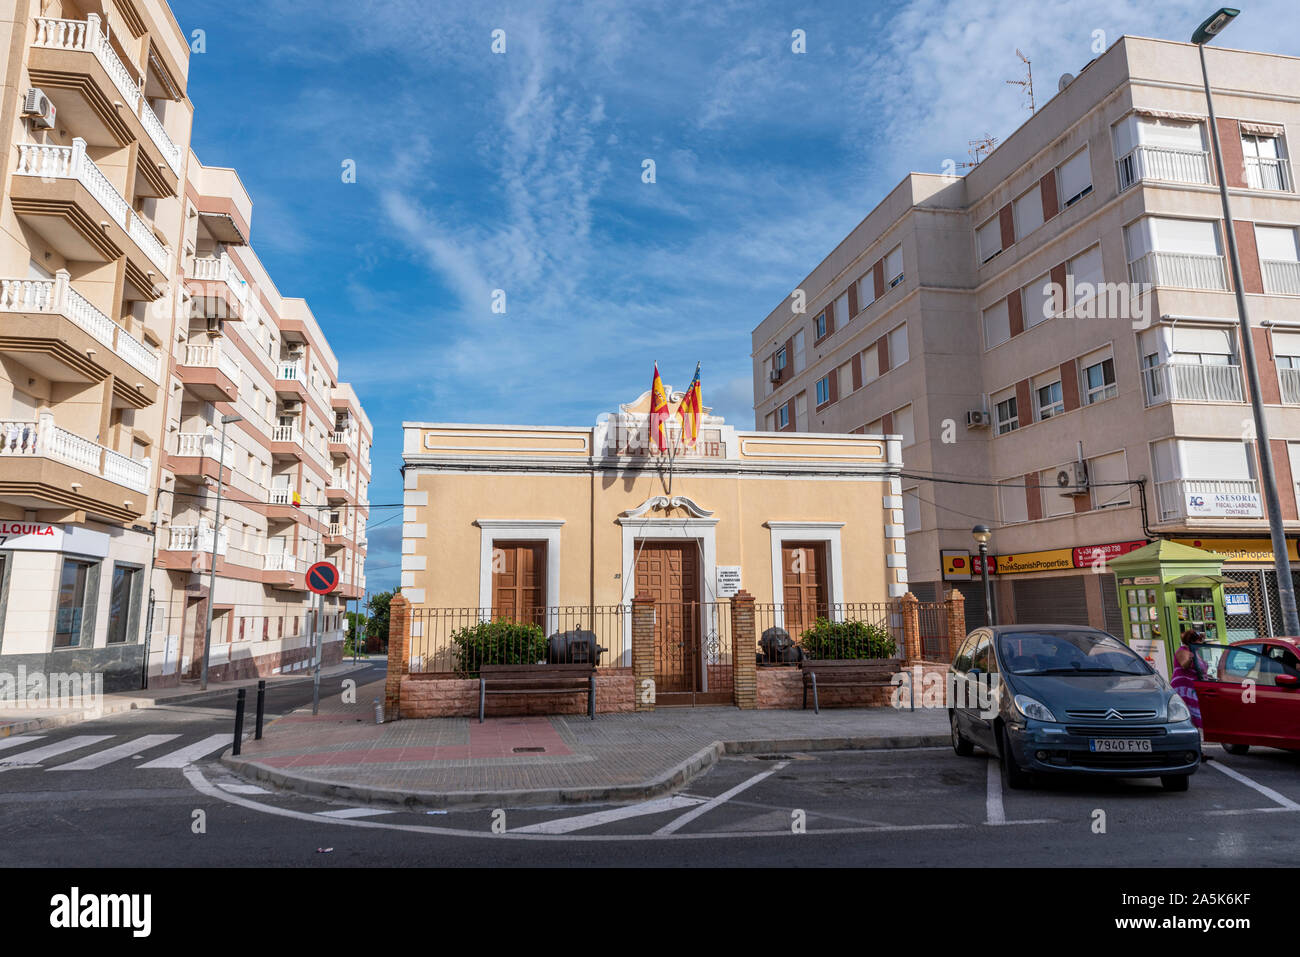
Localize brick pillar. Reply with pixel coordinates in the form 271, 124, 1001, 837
943, 588, 967, 662
631, 592, 655, 712
900, 591, 921, 661
730, 590, 757, 710
384, 593, 410, 719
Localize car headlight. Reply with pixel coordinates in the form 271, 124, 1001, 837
1167, 694, 1191, 723
1013, 694, 1056, 722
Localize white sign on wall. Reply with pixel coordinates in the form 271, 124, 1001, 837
0, 523, 109, 557
716, 566, 742, 598
1184, 492, 1263, 518
1225, 592, 1251, 615
1131, 638, 1170, 682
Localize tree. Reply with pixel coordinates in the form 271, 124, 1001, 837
364, 590, 395, 652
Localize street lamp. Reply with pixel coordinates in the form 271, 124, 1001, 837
200, 413, 242, 691
1192, 9, 1300, 635
972, 525, 994, 628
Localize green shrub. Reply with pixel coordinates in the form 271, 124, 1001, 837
799, 617, 896, 660
452, 619, 548, 674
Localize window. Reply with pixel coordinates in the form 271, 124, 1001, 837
816, 375, 831, 406
893, 404, 915, 447
765, 412, 776, 431
1035, 377, 1064, 420
1257, 225, 1300, 294
1081, 350, 1117, 404
885, 246, 904, 287
887, 324, 909, 367
1171, 327, 1233, 366
865, 417, 883, 434
1040, 467, 1074, 518
795, 392, 807, 430
774, 347, 787, 372
814, 312, 827, 339
1024, 272, 1053, 327
1242, 131, 1289, 191
1014, 183, 1044, 238
55, 559, 96, 648
1089, 450, 1132, 509
983, 299, 1011, 349
977, 217, 1002, 263
836, 291, 850, 325
1058, 147, 1092, 207
1065, 246, 1104, 311
999, 479, 1028, 524
902, 488, 921, 532
862, 344, 879, 384
777, 403, 788, 429
993, 390, 1019, 434
1273, 331, 1300, 372
792, 330, 806, 374
858, 272, 876, 310
1113, 115, 1208, 189
836, 359, 853, 394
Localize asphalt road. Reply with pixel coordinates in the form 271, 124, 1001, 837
1, 663, 1298, 867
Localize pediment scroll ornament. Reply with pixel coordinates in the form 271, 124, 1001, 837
620, 495, 715, 519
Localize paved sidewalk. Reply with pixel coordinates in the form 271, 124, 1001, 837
0, 658, 376, 737
225, 678, 951, 808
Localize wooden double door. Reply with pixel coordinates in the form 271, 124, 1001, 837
781, 541, 829, 638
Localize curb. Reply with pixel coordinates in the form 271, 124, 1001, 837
0, 662, 376, 737
221, 732, 950, 810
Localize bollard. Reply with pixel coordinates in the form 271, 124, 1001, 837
255, 679, 266, 740
233, 687, 246, 756
373, 697, 383, 725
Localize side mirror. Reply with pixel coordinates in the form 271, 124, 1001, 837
1275, 673, 1300, 688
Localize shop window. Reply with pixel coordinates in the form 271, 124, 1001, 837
106, 564, 141, 644
55, 558, 97, 648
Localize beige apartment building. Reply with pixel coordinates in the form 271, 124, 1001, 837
753, 35, 1300, 639
0, 0, 371, 690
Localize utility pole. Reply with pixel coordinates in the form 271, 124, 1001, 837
200, 414, 241, 691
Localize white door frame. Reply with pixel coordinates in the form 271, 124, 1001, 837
765, 521, 846, 630
616, 517, 718, 668
474, 520, 564, 636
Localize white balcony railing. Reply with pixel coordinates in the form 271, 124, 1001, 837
1262, 259, 1300, 296
269, 487, 293, 506
13, 140, 172, 269
1279, 368, 1300, 405
328, 523, 351, 538
174, 431, 236, 466
1141, 362, 1244, 406
1245, 156, 1293, 192
181, 342, 241, 384
33, 16, 183, 175
187, 253, 250, 305
167, 524, 228, 556
271, 425, 302, 445
1116, 146, 1212, 191
1128, 251, 1228, 291
277, 361, 304, 382
0, 272, 161, 382
264, 553, 298, 572
1155, 479, 1263, 522
0, 414, 149, 493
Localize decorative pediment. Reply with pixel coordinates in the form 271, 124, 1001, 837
618, 388, 713, 417
621, 495, 715, 518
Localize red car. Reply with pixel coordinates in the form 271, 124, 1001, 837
1190, 638, 1300, 754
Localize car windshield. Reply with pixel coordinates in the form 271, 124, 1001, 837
997, 632, 1151, 676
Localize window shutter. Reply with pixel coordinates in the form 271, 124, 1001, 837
1025, 472, 1043, 521
1039, 169, 1058, 221
851, 352, 862, 391
877, 334, 890, 375
1015, 379, 1032, 421
1215, 117, 1245, 188
1007, 291, 1024, 337
1233, 221, 1264, 294
828, 367, 839, 403
847, 283, 858, 318
999, 203, 1015, 249
881, 412, 894, 434
1060, 359, 1080, 411
873, 259, 885, 300
1058, 148, 1092, 204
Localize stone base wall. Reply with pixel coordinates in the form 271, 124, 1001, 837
755, 660, 948, 710
400, 668, 635, 718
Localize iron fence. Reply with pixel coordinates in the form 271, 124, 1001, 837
751, 602, 906, 664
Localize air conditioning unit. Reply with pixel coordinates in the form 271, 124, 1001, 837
768, 368, 782, 383
22, 88, 56, 130
1056, 461, 1089, 494
282, 399, 301, 411
966, 409, 990, 428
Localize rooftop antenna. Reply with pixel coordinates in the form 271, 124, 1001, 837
1007, 48, 1035, 114
957, 134, 999, 170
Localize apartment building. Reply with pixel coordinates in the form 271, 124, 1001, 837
752, 35, 1300, 638
0, 0, 371, 690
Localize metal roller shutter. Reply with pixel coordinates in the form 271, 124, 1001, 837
1102, 580, 1123, 637
1013, 575, 1089, 626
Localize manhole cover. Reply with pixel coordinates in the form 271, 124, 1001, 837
512, 747, 546, 753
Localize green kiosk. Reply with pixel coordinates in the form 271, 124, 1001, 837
1109, 540, 1232, 682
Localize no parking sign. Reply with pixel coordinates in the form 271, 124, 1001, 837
306, 561, 339, 595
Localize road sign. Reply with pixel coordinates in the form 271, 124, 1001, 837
306, 561, 339, 595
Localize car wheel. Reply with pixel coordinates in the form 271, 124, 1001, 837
1223, 743, 1250, 755
951, 711, 975, 756
1161, 775, 1190, 792
999, 725, 1032, 790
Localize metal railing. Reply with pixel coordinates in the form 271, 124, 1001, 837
1116, 145, 1211, 191
1141, 361, 1244, 406
1155, 478, 1262, 521
1262, 259, 1300, 296
752, 602, 905, 662
1245, 156, 1293, 192
1127, 250, 1228, 291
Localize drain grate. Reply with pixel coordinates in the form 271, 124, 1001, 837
754, 754, 793, 761
512, 746, 546, 753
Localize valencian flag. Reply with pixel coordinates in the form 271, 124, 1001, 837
650, 362, 670, 452
676, 363, 702, 447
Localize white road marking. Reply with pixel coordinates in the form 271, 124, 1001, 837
51, 734, 180, 771
0, 736, 44, 753
1206, 758, 1300, 810
655, 763, 788, 836
138, 733, 229, 769
513, 795, 705, 834
315, 807, 395, 819
985, 758, 1006, 825
0, 735, 112, 766
217, 782, 271, 795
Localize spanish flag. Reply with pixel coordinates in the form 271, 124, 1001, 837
676, 363, 702, 447
292, 490, 301, 508
650, 362, 670, 452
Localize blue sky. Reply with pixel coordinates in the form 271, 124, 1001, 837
169, 0, 1300, 591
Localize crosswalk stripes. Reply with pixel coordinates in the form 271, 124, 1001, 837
0, 735, 114, 766
136, 733, 230, 769
0, 735, 44, 753
51, 734, 180, 771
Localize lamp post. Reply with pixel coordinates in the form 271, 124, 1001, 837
199, 413, 242, 691
972, 525, 994, 627
1192, 8, 1300, 636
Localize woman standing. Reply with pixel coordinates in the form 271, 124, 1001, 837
1170, 629, 1210, 760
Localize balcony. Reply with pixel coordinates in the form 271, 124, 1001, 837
264, 553, 299, 573
1245, 156, 1293, 192
31, 16, 182, 183
1141, 362, 1244, 406
166, 524, 228, 557
0, 273, 161, 395
1127, 251, 1228, 291
1155, 479, 1263, 522
274, 361, 307, 399
326, 523, 352, 545
329, 429, 357, 452
270, 426, 303, 459
169, 431, 236, 481
1262, 259, 1300, 296
186, 253, 250, 320
12, 141, 172, 276
1116, 146, 1211, 191
177, 342, 240, 402
0, 414, 149, 521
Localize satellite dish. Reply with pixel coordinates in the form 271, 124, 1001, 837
1058, 72, 1075, 93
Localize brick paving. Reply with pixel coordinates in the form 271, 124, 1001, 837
227, 676, 951, 806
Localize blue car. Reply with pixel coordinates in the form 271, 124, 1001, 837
949, 625, 1202, 791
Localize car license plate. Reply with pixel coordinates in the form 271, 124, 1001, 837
1090, 738, 1153, 753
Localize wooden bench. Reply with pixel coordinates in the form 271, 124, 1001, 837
802, 659, 909, 714
478, 664, 596, 723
